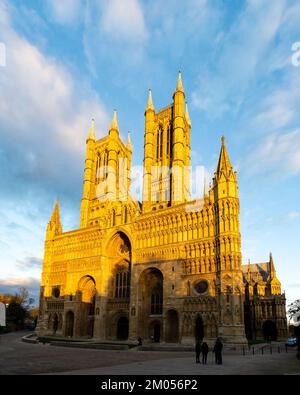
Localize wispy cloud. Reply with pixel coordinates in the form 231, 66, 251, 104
192, 0, 286, 116
0, 1, 109, 200
16, 256, 43, 271
244, 129, 300, 177
287, 211, 300, 219
100, 0, 148, 43
45, 0, 82, 25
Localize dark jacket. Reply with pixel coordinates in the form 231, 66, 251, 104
195, 342, 201, 353
201, 342, 209, 354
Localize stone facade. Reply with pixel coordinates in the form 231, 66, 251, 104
37, 73, 287, 344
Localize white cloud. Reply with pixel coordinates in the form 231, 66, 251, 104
0, 277, 40, 288
191, 0, 286, 115
288, 211, 300, 219
254, 73, 300, 132
0, 1, 108, 156
100, 0, 148, 43
246, 129, 300, 176
46, 0, 82, 25
0, 1, 110, 284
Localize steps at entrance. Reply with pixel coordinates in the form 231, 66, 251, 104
140, 344, 194, 352
50, 341, 130, 350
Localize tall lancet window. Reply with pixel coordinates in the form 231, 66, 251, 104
166, 124, 172, 160
156, 126, 163, 161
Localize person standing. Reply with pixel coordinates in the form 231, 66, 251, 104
213, 338, 223, 365
195, 340, 201, 363
201, 342, 209, 364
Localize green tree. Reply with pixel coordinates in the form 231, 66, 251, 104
6, 301, 27, 330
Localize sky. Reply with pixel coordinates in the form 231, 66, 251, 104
0, 0, 299, 306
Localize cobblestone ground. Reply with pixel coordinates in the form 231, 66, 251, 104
0, 332, 299, 375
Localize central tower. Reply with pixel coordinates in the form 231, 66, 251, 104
142, 72, 191, 212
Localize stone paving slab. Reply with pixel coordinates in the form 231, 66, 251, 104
53, 351, 300, 375
1, 332, 299, 375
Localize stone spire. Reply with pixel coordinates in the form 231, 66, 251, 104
185, 102, 191, 126
109, 110, 119, 133
146, 89, 154, 112
216, 136, 233, 177
88, 118, 95, 141
126, 131, 132, 151
46, 199, 62, 238
269, 252, 276, 280
175, 70, 184, 93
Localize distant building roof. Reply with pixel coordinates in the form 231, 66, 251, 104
241, 262, 269, 284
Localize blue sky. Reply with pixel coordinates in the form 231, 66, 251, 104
0, 0, 299, 306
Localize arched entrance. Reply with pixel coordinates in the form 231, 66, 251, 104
149, 321, 161, 342
166, 310, 179, 343
263, 320, 277, 341
117, 317, 129, 340
139, 268, 164, 341
195, 315, 204, 341
77, 276, 96, 337
53, 313, 58, 334
65, 311, 74, 338
106, 232, 132, 340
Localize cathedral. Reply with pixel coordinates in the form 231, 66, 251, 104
37, 73, 287, 345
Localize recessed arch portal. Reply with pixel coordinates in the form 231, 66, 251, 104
166, 309, 179, 343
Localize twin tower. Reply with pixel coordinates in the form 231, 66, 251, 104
79, 72, 224, 229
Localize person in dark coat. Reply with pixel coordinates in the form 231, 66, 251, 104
213, 338, 223, 365
201, 342, 209, 364
195, 340, 201, 363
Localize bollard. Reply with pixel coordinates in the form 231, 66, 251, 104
278, 346, 280, 354
270, 346, 272, 354
262, 347, 264, 355
243, 346, 245, 356
252, 346, 255, 355
285, 344, 288, 353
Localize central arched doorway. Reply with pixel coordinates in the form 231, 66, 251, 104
65, 311, 74, 338
139, 268, 164, 341
117, 317, 129, 340
106, 232, 132, 341
166, 309, 179, 343
263, 320, 277, 341
77, 276, 96, 337
195, 314, 204, 341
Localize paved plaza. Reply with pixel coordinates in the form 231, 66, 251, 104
0, 332, 299, 375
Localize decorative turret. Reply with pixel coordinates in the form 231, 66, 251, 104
174, 70, 185, 94
126, 131, 132, 152
145, 89, 154, 112
268, 252, 276, 280
213, 136, 246, 344
87, 118, 95, 141
80, 120, 96, 228
216, 136, 233, 179
142, 89, 155, 211
46, 199, 62, 240
267, 253, 281, 295
172, 71, 186, 204
109, 110, 119, 138
213, 136, 238, 200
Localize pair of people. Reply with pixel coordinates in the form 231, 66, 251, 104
195, 340, 209, 364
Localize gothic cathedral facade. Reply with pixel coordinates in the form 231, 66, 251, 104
37, 73, 287, 344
